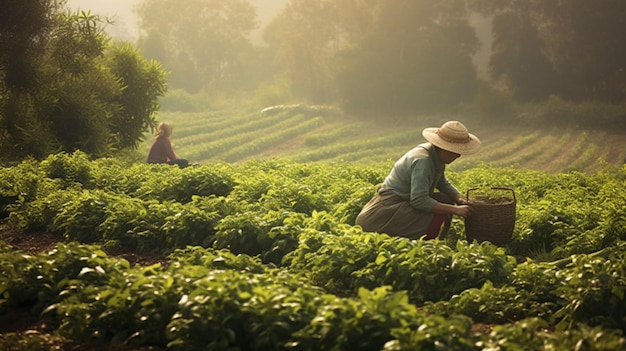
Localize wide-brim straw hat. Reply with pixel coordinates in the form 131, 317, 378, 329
422, 121, 481, 155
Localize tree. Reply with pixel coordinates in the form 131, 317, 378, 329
0, 0, 167, 160
472, 0, 626, 103
136, 0, 258, 93
263, 0, 336, 103
542, 0, 626, 102
263, 0, 379, 104
334, 0, 480, 116
489, 8, 557, 101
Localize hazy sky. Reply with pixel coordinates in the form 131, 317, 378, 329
64, 0, 287, 43
65, 0, 140, 41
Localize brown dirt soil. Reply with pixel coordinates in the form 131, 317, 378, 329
0, 224, 167, 267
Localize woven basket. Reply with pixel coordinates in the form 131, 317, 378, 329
464, 187, 516, 246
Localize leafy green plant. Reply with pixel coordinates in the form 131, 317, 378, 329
448, 280, 554, 323
1, 154, 626, 350
166, 269, 322, 350
553, 248, 626, 331
50, 190, 113, 242
383, 314, 475, 351
289, 287, 423, 351
8, 187, 80, 232
40, 151, 93, 188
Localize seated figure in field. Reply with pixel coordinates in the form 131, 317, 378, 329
147, 122, 189, 168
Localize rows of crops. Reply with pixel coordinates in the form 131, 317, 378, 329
1, 151, 625, 349
144, 105, 626, 173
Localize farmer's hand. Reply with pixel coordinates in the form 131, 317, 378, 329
456, 197, 469, 205
455, 205, 474, 218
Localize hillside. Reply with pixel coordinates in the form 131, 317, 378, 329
144, 105, 626, 174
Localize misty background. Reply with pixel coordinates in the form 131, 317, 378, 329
65, 0, 290, 45
64, 0, 492, 74
2, 0, 625, 161
62, 1, 625, 122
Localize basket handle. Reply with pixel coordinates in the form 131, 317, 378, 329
466, 187, 516, 202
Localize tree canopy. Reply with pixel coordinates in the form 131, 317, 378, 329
0, 0, 167, 161
136, 0, 258, 93
334, 0, 480, 115
472, 0, 626, 103
133, 0, 626, 116
261, 0, 479, 115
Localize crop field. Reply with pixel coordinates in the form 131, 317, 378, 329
1, 149, 625, 349
143, 104, 626, 174
1, 105, 625, 349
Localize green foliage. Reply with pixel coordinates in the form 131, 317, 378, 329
0, 6, 167, 161
448, 280, 555, 323
40, 151, 93, 187
49, 263, 179, 345
9, 187, 80, 232
90, 159, 149, 195
167, 246, 268, 274
51, 189, 115, 243
1, 157, 626, 349
509, 261, 561, 310
133, 163, 235, 203
290, 287, 424, 351
166, 269, 321, 350
106, 42, 168, 149
286, 229, 516, 304
553, 248, 626, 331
213, 208, 303, 265
478, 318, 626, 350
383, 314, 475, 351
0, 241, 126, 313
162, 199, 224, 249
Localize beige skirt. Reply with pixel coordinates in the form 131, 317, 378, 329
355, 190, 451, 239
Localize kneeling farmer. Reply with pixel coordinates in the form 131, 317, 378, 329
356, 121, 481, 240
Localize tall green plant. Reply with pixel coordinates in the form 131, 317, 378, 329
0, 5, 167, 161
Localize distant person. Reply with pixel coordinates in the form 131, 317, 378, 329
147, 122, 189, 168
355, 121, 481, 240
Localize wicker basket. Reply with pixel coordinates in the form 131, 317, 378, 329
464, 187, 516, 245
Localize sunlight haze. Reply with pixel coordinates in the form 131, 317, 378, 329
64, 0, 287, 43
65, 0, 140, 41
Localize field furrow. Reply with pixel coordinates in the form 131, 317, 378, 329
290, 130, 416, 162
222, 117, 325, 162
175, 110, 301, 148
544, 131, 589, 172
146, 108, 625, 173
185, 113, 321, 162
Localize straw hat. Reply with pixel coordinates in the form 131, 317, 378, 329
422, 121, 481, 155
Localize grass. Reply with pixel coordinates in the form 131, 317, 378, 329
144, 106, 626, 174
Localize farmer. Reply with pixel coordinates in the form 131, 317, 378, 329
355, 121, 481, 240
147, 122, 189, 168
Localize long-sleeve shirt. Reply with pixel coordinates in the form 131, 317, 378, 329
147, 136, 177, 163
379, 143, 459, 212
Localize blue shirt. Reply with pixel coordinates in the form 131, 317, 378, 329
379, 143, 459, 212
